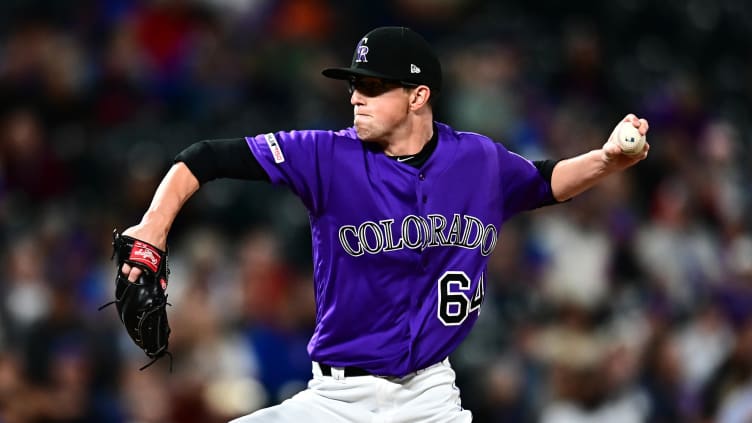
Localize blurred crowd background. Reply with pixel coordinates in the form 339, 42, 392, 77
0, 0, 751, 422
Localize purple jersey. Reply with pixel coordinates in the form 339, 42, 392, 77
246, 122, 554, 377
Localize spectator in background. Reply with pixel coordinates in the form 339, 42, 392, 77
0, 108, 69, 202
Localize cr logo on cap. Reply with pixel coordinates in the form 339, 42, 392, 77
356, 45, 369, 63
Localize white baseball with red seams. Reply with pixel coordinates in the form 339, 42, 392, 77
615, 121, 646, 155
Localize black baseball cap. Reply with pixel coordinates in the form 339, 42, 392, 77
322, 26, 442, 92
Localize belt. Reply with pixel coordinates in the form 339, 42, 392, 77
318, 363, 372, 377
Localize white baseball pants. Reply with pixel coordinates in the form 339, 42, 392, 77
229, 358, 473, 423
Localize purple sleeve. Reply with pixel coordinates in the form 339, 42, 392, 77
245, 130, 334, 214
497, 143, 556, 221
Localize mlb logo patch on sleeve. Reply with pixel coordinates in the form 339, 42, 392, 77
265, 133, 285, 163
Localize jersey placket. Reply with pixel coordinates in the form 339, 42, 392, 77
415, 169, 429, 269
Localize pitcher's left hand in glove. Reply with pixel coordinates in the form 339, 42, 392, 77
101, 229, 172, 370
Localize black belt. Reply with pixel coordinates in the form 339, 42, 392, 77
318, 363, 372, 377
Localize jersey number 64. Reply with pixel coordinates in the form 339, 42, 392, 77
437, 271, 485, 326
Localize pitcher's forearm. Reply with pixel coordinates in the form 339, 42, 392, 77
139, 162, 200, 239
550, 149, 610, 201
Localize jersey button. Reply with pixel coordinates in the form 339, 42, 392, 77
418, 173, 425, 180
422, 195, 428, 203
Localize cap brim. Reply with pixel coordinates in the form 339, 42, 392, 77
322, 67, 400, 82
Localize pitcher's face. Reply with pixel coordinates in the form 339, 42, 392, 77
349, 77, 416, 142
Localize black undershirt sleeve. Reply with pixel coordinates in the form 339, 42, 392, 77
532, 159, 559, 184
533, 159, 564, 204
173, 138, 269, 184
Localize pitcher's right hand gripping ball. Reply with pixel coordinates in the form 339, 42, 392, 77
101, 230, 172, 370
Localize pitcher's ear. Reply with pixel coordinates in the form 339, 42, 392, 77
409, 85, 431, 110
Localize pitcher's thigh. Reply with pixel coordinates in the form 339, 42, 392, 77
228, 388, 361, 423
399, 364, 473, 423
399, 383, 473, 423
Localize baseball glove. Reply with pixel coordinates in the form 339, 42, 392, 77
100, 230, 172, 370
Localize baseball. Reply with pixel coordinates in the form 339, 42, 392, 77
615, 121, 646, 155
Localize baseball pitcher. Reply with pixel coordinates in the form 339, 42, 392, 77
112, 27, 649, 422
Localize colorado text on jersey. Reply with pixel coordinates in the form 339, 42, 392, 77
337, 213, 498, 257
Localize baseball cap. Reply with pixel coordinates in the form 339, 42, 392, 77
322, 26, 442, 92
